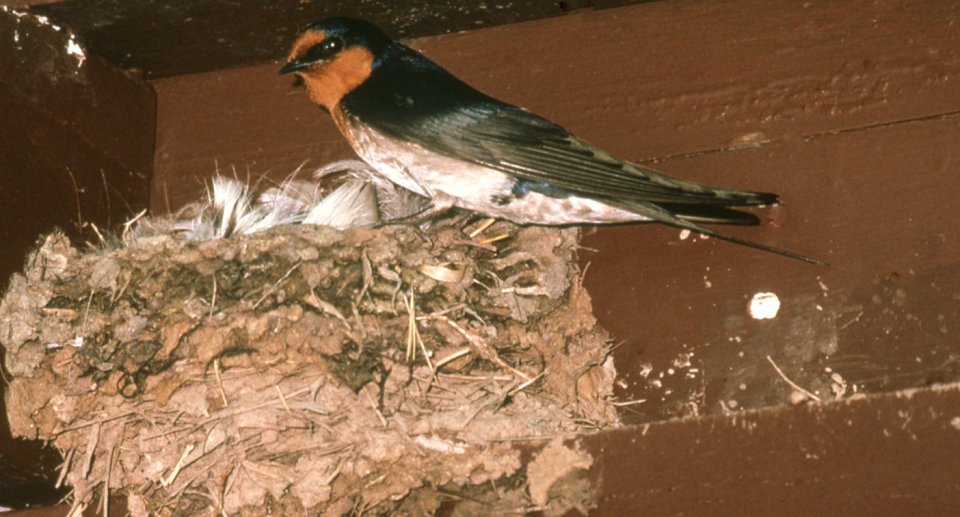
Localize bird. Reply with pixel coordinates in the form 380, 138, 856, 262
280, 17, 821, 264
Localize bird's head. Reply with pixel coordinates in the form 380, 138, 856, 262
281, 18, 393, 111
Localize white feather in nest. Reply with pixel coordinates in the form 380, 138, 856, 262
313, 159, 431, 222
147, 159, 430, 243
303, 179, 378, 228
121, 160, 431, 246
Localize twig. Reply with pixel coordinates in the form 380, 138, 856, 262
468, 218, 496, 238
59, 411, 136, 435
507, 370, 546, 397
219, 462, 239, 517
416, 303, 467, 321
478, 233, 510, 245
242, 461, 282, 481
364, 386, 388, 428
610, 399, 647, 406
401, 290, 434, 373
122, 208, 148, 242
432, 348, 472, 372
161, 443, 195, 487
437, 373, 514, 383
430, 314, 530, 381
81, 423, 100, 479
89, 222, 107, 246
102, 446, 117, 517
111, 272, 134, 307
403, 290, 417, 363
65, 498, 87, 517
766, 355, 822, 402
209, 274, 218, 318
163, 181, 171, 214
56, 447, 75, 489
65, 167, 83, 239
193, 387, 311, 429
275, 385, 292, 415
351, 302, 366, 339
165, 444, 229, 502
253, 261, 302, 309
304, 289, 351, 329
323, 451, 350, 485
214, 359, 228, 406
356, 248, 373, 306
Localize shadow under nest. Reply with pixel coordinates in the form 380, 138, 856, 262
1, 186, 618, 516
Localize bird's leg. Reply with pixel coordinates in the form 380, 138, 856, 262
452, 212, 485, 231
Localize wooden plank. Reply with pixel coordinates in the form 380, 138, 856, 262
585, 383, 960, 516
24, 0, 583, 79
0, 8, 155, 293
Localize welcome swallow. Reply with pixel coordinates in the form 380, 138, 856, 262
280, 17, 820, 263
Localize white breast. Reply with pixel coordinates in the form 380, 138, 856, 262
344, 121, 508, 197
342, 120, 651, 225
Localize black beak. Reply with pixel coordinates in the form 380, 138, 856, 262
279, 59, 310, 75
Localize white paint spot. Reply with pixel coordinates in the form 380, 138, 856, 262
679, 229, 691, 240
749, 292, 780, 319
638, 363, 653, 378
672, 353, 692, 369
67, 36, 86, 67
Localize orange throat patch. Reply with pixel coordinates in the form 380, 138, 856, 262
297, 46, 375, 113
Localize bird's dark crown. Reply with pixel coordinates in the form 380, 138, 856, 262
281, 17, 394, 74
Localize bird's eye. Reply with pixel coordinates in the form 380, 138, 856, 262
323, 36, 343, 52
303, 36, 345, 63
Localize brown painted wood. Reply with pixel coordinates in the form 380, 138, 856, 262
584, 383, 960, 516
0, 9, 155, 291
583, 114, 960, 422
21, 0, 646, 79
0, 9, 154, 290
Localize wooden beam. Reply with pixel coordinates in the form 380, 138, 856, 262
22, 0, 654, 79
0, 7, 154, 293
584, 382, 960, 515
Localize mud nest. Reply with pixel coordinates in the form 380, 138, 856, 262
2, 215, 617, 516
